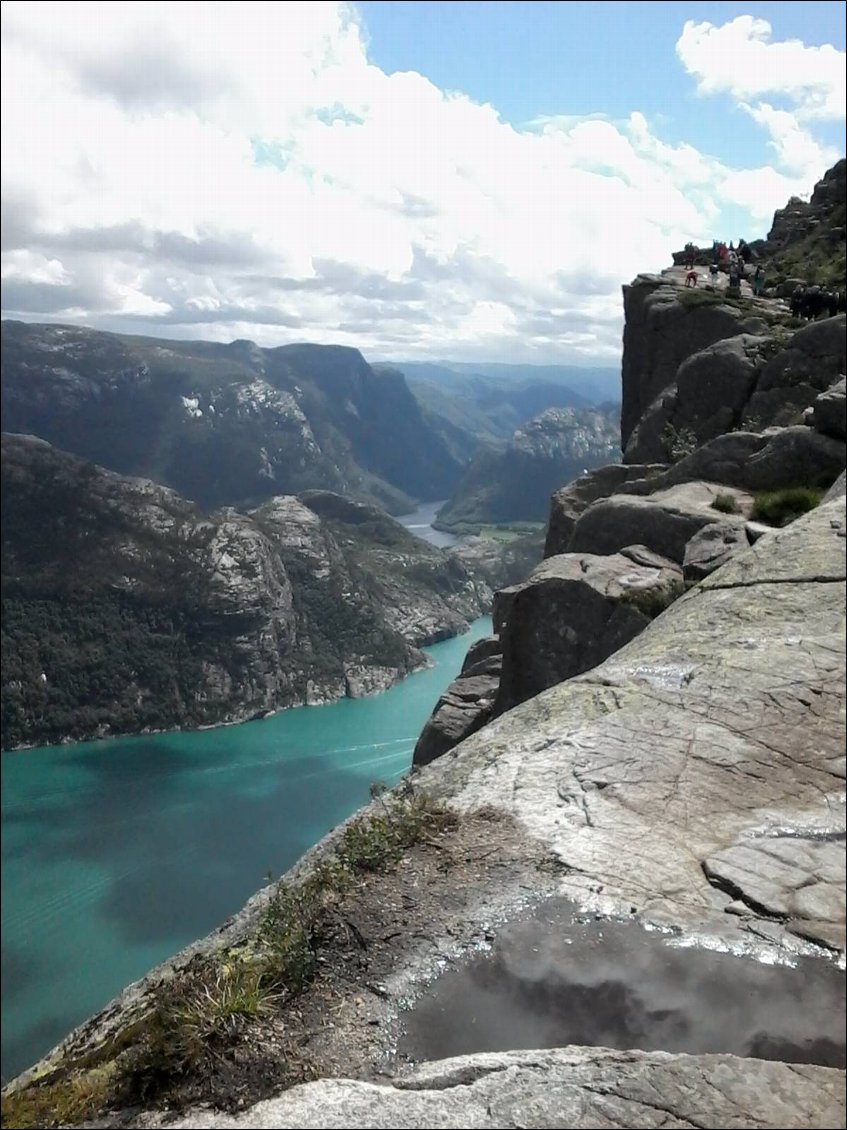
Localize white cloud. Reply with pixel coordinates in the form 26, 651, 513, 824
676, 16, 844, 178
1, 3, 844, 363
676, 16, 845, 119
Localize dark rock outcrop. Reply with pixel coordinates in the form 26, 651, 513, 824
544, 463, 666, 557
412, 636, 502, 767
742, 316, 847, 429
620, 276, 757, 450
617, 427, 845, 497
682, 520, 752, 582
623, 305, 845, 465
624, 333, 767, 464
812, 377, 846, 441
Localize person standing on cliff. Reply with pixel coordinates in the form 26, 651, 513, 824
753, 264, 766, 296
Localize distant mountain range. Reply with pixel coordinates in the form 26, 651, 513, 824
1, 323, 465, 514
434, 406, 621, 532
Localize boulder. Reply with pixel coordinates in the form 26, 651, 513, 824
567, 482, 752, 563
775, 277, 808, 298
495, 549, 682, 713
412, 668, 499, 767
618, 427, 845, 496
544, 463, 667, 557
683, 521, 751, 582
459, 634, 502, 677
812, 377, 846, 441
743, 316, 846, 430
620, 276, 754, 450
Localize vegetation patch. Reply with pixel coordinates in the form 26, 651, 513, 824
711, 492, 742, 515
751, 486, 824, 527
0, 1066, 115, 1130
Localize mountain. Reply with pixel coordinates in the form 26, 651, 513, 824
0, 324, 464, 513
388, 359, 620, 463
0, 434, 491, 750
433, 406, 621, 532
755, 157, 846, 291
396, 359, 621, 401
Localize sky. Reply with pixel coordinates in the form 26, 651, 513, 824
1, 1, 845, 365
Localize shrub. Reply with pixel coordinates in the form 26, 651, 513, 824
130, 959, 282, 1092
711, 492, 741, 515
751, 487, 823, 526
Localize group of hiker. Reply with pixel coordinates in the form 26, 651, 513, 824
680, 243, 842, 319
682, 239, 767, 295
789, 284, 842, 320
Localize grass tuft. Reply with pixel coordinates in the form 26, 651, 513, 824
751, 486, 823, 526
711, 492, 742, 515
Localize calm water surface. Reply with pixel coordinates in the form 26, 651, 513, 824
1, 617, 491, 1082
397, 500, 458, 548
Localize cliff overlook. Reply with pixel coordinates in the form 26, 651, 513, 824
3, 174, 846, 1129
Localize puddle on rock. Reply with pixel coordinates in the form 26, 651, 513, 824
398, 900, 846, 1068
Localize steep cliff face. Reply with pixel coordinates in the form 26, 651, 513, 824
0, 324, 464, 513
0, 435, 488, 749
620, 278, 845, 462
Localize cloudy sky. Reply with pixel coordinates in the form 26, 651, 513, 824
1, 1, 844, 364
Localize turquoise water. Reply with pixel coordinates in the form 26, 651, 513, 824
1, 618, 491, 1083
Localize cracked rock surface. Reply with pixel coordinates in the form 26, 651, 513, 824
170, 1048, 846, 1129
